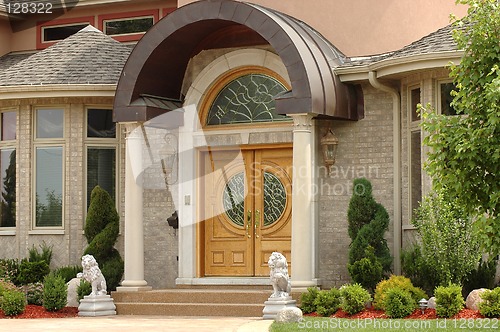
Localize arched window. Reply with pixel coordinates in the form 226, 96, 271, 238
205, 70, 290, 126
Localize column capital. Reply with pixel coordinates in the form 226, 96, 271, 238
287, 113, 315, 133
123, 122, 142, 137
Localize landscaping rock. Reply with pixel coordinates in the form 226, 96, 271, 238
427, 297, 436, 309
466, 288, 487, 311
67, 277, 82, 307
276, 307, 303, 323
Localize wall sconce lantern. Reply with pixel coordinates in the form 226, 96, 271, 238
320, 129, 339, 173
161, 132, 178, 185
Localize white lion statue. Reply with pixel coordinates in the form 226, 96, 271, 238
268, 252, 291, 298
77, 254, 107, 296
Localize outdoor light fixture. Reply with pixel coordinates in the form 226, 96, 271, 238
419, 298, 428, 314
320, 128, 339, 174
161, 132, 178, 185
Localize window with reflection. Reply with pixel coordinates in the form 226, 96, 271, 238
86, 108, 117, 208
36, 109, 64, 138
0, 111, 16, 228
35, 147, 63, 227
440, 82, 458, 116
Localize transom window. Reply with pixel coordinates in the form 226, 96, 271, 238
206, 72, 289, 126
104, 16, 154, 36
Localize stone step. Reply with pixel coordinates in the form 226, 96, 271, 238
114, 302, 265, 317
111, 289, 302, 317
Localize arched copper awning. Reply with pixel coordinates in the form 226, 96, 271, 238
114, 0, 363, 122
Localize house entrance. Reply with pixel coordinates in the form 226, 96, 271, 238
201, 147, 292, 276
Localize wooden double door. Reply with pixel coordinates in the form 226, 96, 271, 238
201, 147, 292, 276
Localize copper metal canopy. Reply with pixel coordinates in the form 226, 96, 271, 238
113, 0, 363, 123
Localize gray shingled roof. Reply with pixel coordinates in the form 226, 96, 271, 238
0, 26, 132, 86
342, 23, 462, 67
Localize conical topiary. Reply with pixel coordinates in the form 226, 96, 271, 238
83, 185, 123, 292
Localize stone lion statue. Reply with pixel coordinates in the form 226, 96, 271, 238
268, 252, 291, 298
77, 254, 107, 296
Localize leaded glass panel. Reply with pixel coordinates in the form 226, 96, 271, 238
263, 172, 286, 226
222, 172, 245, 226
207, 73, 289, 125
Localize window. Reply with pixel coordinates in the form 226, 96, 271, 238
86, 109, 117, 208
0, 111, 16, 228
439, 82, 458, 116
104, 16, 154, 36
34, 108, 64, 228
206, 72, 290, 126
42, 23, 89, 42
409, 87, 422, 218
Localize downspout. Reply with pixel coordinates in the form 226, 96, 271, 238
368, 71, 402, 275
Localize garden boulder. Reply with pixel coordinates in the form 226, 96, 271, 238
276, 307, 303, 323
66, 277, 82, 307
428, 297, 436, 309
465, 288, 487, 311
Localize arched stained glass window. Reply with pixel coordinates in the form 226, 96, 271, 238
206, 73, 289, 125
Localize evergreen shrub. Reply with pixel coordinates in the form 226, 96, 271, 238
435, 284, 464, 318
77, 279, 92, 301
54, 265, 82, 283
314, 288, 341, 317
383, 287, 416, 318
42, 273, 67, 312
299, 287, 319, 314
339, 283, 371, 315
373, 275, 427, 310
0, 289, 26, 316
16, 260, 50, 285
479, 287, 500, 318
83, 186, 124, 292
24, 282, 44, 305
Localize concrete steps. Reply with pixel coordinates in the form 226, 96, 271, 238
112, 289, 301, 317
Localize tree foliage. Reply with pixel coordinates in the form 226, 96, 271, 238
83, 185, 123, 292
419, 0, 500, 255
347, 178, 392, 290
412, 188, 482, 286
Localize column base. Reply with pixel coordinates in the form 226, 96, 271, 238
116, 280, 152, 292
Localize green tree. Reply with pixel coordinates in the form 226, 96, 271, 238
419, 0, 500, 255
83, 185, 123, 292
347, 178, 392, 291
412, 188, 482, 286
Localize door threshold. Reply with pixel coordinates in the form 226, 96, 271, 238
176, 277, 271, 287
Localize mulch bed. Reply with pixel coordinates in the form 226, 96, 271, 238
0, 305, 78, 319
305, 308, 484, 319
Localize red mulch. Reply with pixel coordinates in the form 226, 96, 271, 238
306, 308, 484, 319
0, 305, 78, 319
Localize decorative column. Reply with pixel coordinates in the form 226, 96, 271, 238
117, 123, 151, 292
288, 113, 317, 290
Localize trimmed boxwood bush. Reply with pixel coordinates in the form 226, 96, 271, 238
42, 273, 67, 312
435, 284, 464, 318
300, 287, 319, 314
479, 287, 500, 318
314, 288, 341, 317
374, 275, 427, 310
339, 283, 371, 315
383, 287, 416, 318
0, 289, 26, 316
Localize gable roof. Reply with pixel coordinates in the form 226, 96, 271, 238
0, 25, 132, 87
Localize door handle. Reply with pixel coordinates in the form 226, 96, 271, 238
254, 209, 260, 238
246, 210, 252, 238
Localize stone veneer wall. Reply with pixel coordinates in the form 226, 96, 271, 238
0, 96, 125, 272
317, 84, 395, 288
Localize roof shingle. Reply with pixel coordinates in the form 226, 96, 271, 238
0, 25, 132, 86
